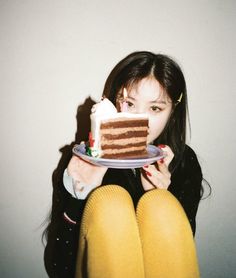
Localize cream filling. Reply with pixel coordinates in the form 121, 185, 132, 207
101, 137, 146, 146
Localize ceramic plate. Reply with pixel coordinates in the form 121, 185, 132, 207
72, 143, 164, 169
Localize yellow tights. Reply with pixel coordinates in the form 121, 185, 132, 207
75, 185, 200, 278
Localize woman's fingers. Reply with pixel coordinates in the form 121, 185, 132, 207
156, 159, 171, 178
158, 144, 174, 167
142, 164, 171, 189
141, 144, 174, 190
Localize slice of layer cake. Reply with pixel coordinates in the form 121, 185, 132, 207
88, 98, 149, 159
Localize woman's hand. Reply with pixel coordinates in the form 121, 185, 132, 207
67, 155, 108, 191
141, 145, 174, 191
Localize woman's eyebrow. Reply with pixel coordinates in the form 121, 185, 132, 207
127, 96, 167, 104
126, 96, 136, 101
150, 99, 167, 104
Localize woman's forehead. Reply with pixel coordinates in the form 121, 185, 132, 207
127, 77, 169, 102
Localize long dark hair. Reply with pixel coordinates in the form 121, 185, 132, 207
103, 51, 187, 172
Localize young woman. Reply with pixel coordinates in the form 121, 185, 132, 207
44, 51, 203, 278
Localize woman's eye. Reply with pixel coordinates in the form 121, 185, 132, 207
150, 106, 161, 112
127, 101, 134, 108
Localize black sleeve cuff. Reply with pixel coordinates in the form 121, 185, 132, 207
65, 196, 87, 223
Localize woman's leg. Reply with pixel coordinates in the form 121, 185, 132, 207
75, 185, 145, 278
136, 189, 200, 278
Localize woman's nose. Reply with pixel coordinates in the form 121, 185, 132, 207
135, 107, 146, 114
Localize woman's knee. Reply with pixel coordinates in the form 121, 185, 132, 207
87, 185, 133, 211
137, 189, 181, 212
137, 189, 190, 233
81, 185, 135, 234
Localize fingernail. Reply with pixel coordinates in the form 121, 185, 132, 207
158, 144, 166, 149
145, 171, 152, 177
159, 158, 164, 164
143, 165, 149, 168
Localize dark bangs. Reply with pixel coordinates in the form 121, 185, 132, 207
103, 52, 155, 104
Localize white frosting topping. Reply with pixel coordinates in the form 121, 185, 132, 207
91, 98, 117, 116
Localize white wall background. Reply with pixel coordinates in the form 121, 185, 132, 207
0, 0, 235, 277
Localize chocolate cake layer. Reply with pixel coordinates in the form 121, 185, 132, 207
101, 119, 148, 129
102, 149, 148, 159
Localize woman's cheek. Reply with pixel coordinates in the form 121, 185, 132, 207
147, 116, 167, 143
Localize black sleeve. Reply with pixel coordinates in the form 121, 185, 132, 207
45, 195, 86, 278
169, 146, 203, 235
